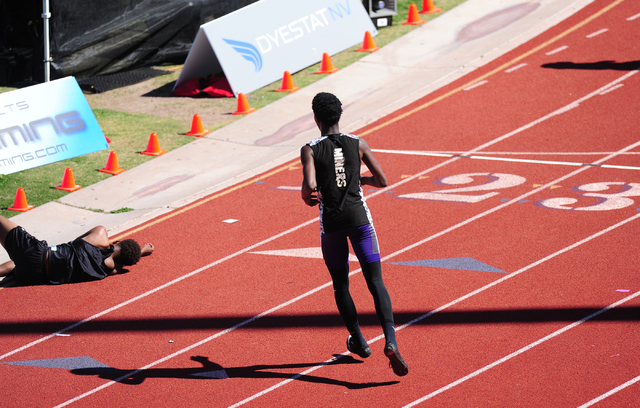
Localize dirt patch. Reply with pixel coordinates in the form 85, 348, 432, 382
84, 70, 240, 132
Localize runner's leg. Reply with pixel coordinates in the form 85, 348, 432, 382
322, 230, 367, 348
349, 224, 396, 345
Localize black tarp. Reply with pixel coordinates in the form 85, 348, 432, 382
0, 0, 258, 84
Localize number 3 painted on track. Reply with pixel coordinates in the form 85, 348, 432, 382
535, 182, 640, 211
397, 173, 527, 203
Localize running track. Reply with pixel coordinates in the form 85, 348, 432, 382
1, 1, 639, 406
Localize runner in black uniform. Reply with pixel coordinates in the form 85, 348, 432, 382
0, 215, 154, 285
301, 92, 408, 376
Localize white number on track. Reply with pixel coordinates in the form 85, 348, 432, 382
397, 173, 526, 203
535, 182, 640, 211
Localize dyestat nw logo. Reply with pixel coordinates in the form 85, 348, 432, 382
222, 38, 263, 72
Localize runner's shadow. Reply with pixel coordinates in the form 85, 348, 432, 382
70, 355, 400, 389
541, 60, 640, 71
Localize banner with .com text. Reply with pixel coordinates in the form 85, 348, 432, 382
0, 77, 108, 175
175, 0, 377, 96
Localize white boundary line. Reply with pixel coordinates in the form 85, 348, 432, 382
463, 80, 488, 91
403, 289, 640, 408
505, 63, 528, 73
577, 374, 640, 407
379, 151, 640, 156
586, 28, 609, 37
8, 71, 637, 407
546, 45, 569, 55
372, 148, 640, 170
628, 12, 640, 21
600, 83, 624, 95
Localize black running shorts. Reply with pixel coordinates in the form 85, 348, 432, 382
4, 226, 48, 285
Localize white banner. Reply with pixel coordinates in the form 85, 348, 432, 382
0, 77, 108, 175
175, 0, 377, 96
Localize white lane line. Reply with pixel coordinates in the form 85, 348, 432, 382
599, 83, 624, 95
586, 28, 609, 38
505, 63, 528, 73
577, 374, 640, 407
463, 80, 488, 91
372, 149, 640, 171
627, 12, 640, 21
375, 151, 640, 156
403, 290, 640, 408
20, 71, 640, 406
546, 45, 569, 55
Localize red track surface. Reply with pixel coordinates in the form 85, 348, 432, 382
1, 1, 639, 406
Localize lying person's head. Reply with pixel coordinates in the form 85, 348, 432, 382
115, 239, 142, 266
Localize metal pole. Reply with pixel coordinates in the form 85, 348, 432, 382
42, 0, 51, 82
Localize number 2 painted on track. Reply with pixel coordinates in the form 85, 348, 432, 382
397, 174, 640, 211
398, 173, 526, 203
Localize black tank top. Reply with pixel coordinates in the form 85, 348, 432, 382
48, 238, 115, 284
308, 133, 372, 233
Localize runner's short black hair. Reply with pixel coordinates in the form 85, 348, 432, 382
118, 239, 142, 266
312, 92, 342, 127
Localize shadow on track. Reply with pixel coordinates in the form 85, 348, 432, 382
2, 307, 638, 334
70, 355, 399, 388
541, 60, 640, 71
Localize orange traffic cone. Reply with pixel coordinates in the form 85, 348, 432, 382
420, 0, 441, 14
357, 31, 380, 52
186, 114, 210, 137
8, 188, 34, 212
141, 132, 166, 156
315, 53, 339, 74
275, 71, 299, 93
232, 93, 256, 115
403, 4, 426, 25
55, 167, 81, 192
99, 151, 125, 175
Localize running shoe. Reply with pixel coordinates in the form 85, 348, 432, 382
384, 342, 408, 376
347, 335, 371, 358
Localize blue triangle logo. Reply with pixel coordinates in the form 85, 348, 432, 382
389, 257, 505, 273
1, 356, 112, 370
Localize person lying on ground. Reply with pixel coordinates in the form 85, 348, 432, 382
0, 215, 153, 285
